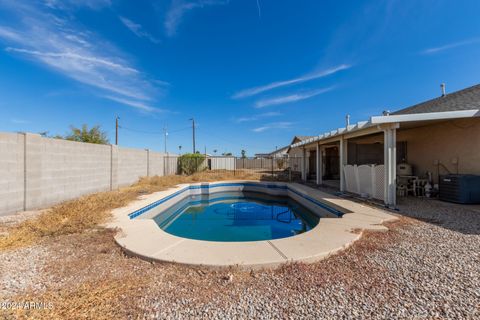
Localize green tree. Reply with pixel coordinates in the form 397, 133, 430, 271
241, 149, 247, 158
222, 152, 233, 156
64, 125, 109, 144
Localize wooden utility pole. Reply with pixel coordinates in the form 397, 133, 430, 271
190, 118, 196, 153
115, 116, 120, 145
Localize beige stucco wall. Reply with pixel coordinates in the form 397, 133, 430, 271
397, 118, 480, 183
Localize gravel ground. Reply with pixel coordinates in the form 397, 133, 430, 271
0, 245, 52, 297
0, 209, 45, 237
1, 198, 479, 319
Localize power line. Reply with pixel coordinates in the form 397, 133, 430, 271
195, 127, 267, 150
120, 125, 190, 135
170, 127, 192, 133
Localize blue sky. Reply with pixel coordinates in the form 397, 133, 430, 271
0, 0, 479, 156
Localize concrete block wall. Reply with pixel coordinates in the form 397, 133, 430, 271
148, 153, 166, 177
0, 132, 177, 216
0, 132, 25, 214
29, 135, 112, 209
118, 147, 149, 186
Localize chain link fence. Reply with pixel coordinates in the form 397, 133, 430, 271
168, 155, 305, 182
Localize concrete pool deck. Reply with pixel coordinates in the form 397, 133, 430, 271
106, 181, 398, 269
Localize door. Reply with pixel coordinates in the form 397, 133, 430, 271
324, 147, 339, 179
308, 150, 317, 178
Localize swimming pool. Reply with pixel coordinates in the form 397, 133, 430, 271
116, 181, 395, 268
153, 191, 320, 242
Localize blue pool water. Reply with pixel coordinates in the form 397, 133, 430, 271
153, 191, 320, 242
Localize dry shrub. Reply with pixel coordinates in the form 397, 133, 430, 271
5, 277, 148, 320
0, 170, 262, 250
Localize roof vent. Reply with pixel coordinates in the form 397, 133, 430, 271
382, 110, 390, 116
441, 83, 446, 97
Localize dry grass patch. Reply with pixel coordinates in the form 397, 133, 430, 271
0, 170, 264, 250
4, 278, 149, 320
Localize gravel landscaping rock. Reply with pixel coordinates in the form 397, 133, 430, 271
1, 197, 479, 319
0, 244, 52, 297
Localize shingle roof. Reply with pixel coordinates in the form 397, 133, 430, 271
392, 83, 480, 115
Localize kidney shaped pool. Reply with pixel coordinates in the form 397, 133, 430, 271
153, 191, 320, 242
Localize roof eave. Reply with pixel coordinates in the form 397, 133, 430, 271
289, 120, 377, 149
371, 109, 480, 124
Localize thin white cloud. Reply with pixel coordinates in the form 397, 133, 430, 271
252, 122, 293, 133
103, 96, 162, 113
255, 87, 334, 108
119, 16, 160, 44
233, 64, 349, 99
234, 111, 281, 123
421, 38, 480, 55
10, 118, 30, 124
6, 47, 140, 74
0, 1, 168, 112
44, 0, 112, 10
0, 27, 23, 42
165, 0, 229, 37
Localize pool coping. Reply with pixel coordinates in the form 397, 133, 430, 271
106, 180, 398, 270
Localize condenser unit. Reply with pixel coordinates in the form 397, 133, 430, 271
439, 174, 480, 204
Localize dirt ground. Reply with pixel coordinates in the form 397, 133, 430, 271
1, 173, 479, 319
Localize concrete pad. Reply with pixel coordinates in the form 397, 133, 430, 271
271, 223, 360, 262
155, 240, 286, 269
116, 222, 184, 259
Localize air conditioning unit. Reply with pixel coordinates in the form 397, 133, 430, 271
439, 174, 480, 204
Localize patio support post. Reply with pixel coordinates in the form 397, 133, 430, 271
383, 123, 398, 207
339, 136, 347, 192
301, 148, 307, 181
316, 143, 322, 185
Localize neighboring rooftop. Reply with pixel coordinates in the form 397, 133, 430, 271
255, 145, 289, 157
295, 136, 315, 141
393, 83, 480, 115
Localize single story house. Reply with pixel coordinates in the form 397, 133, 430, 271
285, 136, 314, 173
254, 145, 290, 158
288, 83, 480, 207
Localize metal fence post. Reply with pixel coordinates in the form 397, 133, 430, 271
165, 153, 170, 176
271, 157, 274, 178
163, 154, 166, 176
